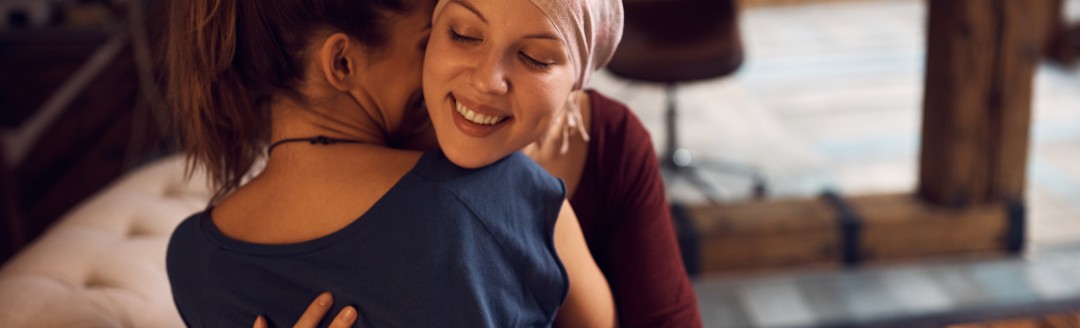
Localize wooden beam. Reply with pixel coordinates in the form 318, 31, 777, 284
992, 0, 1052, 203
918, 0, 1051, 206
688, 193, 1012, 274
918, 0, 997, 207
689, 197, 841, 273
853, 194, 1008, 261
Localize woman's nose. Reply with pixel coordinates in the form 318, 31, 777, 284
469, 54, 509, 95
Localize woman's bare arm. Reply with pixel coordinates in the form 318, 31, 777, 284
552, 199, 617, 327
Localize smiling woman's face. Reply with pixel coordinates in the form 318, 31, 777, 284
422, 0, 576, 169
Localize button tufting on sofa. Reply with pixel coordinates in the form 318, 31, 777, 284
0, 155, 209, 327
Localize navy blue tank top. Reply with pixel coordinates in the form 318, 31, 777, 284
166, 150, 568, 327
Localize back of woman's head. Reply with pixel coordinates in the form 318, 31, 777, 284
166, 0, 408, 198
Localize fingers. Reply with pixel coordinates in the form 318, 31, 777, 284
293, 292, 335, 328
253, 315, 268, 328
252, 292, 358, 328
327, 306, 358, 328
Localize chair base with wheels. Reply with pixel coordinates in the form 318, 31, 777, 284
608, 0, 766, 204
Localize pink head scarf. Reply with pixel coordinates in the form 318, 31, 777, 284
431, 0, 624, 91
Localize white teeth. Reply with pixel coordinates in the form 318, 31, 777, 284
455, 100, 504, 125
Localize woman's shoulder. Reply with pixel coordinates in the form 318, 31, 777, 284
584, 89, 658, 169
166, 211, 216, 289
575, 89, 665, 215
585, 89, 653, 146
168, 211, 211, 251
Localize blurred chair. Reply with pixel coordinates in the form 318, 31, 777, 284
608, 0, 765, 203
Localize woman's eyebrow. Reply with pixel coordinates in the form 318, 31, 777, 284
451, 0, 487, 24
524, 32, 559, 41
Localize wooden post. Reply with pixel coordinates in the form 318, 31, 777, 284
918, 0, 1051, 206
685, 0, 1052, 275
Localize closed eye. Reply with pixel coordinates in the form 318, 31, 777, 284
519, 52, 552, 70
449, 27, 480, 43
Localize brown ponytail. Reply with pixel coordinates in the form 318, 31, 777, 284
165, 0, 409, 200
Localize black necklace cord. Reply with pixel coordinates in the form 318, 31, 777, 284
266, 135, 366, 155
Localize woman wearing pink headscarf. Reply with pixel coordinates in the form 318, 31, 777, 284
259, 0, 701, 326
422, 0, 702, 325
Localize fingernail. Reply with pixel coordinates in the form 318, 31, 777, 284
318, 292, 333, 307
343, 307, 357, 321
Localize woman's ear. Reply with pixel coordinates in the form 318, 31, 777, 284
319, 33, 359, 91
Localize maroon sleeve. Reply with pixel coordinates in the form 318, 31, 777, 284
572, 91, 702, 328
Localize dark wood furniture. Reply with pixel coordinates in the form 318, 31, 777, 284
0, 141, 23, 262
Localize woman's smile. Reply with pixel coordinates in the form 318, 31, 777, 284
448, 94, 512, 138
455, 100, 505, 125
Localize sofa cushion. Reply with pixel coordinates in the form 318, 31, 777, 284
0, 155, 210, 327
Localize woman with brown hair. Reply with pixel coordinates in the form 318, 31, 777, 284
164, 0, 615, 326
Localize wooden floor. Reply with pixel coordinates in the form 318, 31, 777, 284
691, 245, 1080, 327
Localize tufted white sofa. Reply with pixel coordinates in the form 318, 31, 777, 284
0, 155, 210, 327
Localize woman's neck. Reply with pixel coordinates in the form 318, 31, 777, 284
269, 95, 388, 146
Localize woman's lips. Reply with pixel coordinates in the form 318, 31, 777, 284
448, 95, 510, 138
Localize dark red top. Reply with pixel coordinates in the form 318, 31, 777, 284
570, 90, 702, 327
